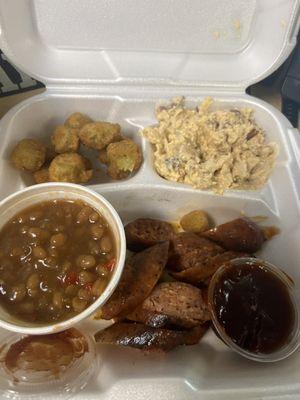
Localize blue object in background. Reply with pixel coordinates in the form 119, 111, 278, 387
0, 50, 44, 97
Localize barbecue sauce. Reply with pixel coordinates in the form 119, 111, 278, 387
213, 262, 295, 354
4, 328, 88, 379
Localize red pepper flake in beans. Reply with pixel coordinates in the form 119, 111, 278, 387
84, 282, 93, 292
103, 258, 116, 272
64, 271, 78, 285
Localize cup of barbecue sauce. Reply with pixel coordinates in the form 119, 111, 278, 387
208, 258, 300, 362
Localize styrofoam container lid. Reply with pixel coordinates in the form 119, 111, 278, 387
0, 0, 299, 89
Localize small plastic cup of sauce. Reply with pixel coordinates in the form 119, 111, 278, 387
208, 257, 300, 362
0, 327, 98, 399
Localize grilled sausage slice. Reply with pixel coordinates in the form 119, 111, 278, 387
94, 322, 209, 352
167, 232, 224, 272
201, 217, 265, 253
101, 242, 169, 320
125, 218, 175, 251
171, 251, 249, 285
128, 282, 210, 328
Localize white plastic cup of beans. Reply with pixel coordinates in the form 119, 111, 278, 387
0, 183, 126, 335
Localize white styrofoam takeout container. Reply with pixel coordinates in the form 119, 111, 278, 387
0, 0, 300, 399
0, 182, 126, 335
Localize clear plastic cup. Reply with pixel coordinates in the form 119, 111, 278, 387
0, 327, 98, 399
208, 257, 300, 362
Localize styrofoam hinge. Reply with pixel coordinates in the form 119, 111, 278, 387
45, 81, 246, 96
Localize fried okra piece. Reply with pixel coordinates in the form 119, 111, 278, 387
180, 210, 210, 233
79, 121, 121, 150
64, 112, 92, 130
33, 168, 50, 184
98, 148, 109, 165
52, 112, 93, 153
10, 138, 46, 172
51, 125, 80, 154
106, 139, 142, 180
49, 153, 93, 183
45, 147, 57, 163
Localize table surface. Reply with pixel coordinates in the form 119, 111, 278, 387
0, 88, 44, 118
